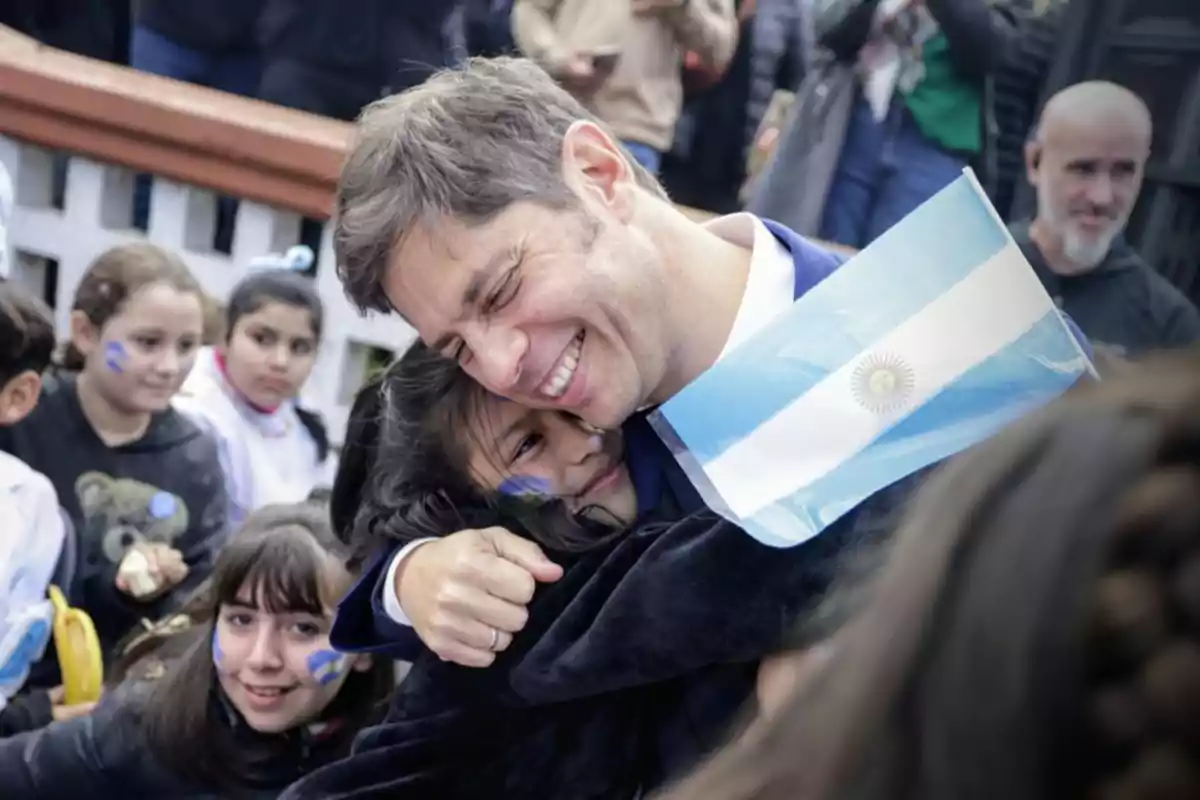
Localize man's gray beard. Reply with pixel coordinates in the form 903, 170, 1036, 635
1038, 186, 1126, 271
1061, 225, 1119, 269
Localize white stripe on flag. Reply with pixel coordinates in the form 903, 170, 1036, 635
703, 243, 1058, 518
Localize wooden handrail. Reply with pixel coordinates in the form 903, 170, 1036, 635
0, 26, 349, 218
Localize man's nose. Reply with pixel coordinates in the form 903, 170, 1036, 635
1086, 174, 1116, 207
466, 325, 527, 394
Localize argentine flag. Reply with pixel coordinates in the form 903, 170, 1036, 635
649, 172, 1094, 548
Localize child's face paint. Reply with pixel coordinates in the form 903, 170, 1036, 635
497, 475, 554, 499
306, 649, 348, 686
211, 628, 225, 666
466, 399, 640, 524
104, 341, 127, 373
79, 283, 204, 414
212, 583, 361, 735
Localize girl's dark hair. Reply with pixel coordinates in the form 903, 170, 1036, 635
226, 268, 329, 461
0, 280, 55, 385
340, 341, 617, 569
225, 269, 324, 342
60, 242, 202, 371
659, 353, 1200, 800
140, 502, 394, 793
332, 374, 384, 555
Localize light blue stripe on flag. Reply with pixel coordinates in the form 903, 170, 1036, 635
649, 172, 1093, 548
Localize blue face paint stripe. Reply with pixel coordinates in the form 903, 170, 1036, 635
104, 341, 128, 373
306, 649, 346, 686
497, 475, 553, 499
212, 629, 224, 665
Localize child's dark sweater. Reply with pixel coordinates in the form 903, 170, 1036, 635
0, 374, 229, 664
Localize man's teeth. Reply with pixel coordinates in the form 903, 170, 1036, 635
541, 333, 583, 399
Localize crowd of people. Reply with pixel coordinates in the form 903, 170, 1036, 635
2, 0, 1200, 798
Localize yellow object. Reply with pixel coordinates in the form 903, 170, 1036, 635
49, 585, 104, 705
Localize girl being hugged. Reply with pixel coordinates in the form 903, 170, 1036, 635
0, 242, 229, 659
175, 248, 330, 530
0, 503, 394, 798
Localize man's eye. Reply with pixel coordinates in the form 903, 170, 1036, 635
485, 268, 521, 313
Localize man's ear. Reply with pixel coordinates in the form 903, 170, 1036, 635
560, 120, 637, 222
0, 370, 43, 425
1024, 140, 1043, 186
69, 310, 100, 362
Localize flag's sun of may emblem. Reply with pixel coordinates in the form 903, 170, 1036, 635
851, 353, 916, 415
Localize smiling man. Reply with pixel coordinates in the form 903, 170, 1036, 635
327, 56, 914, 667
336, 60, 782, 432
1012, 80, 1200, 356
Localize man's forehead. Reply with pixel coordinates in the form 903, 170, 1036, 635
1046, 123, 1148, 161
386, 217, 485, 322
1044, 110, 1150, 155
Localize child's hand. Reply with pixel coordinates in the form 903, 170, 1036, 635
48, 685, 100, 722
116, 543, 189, 600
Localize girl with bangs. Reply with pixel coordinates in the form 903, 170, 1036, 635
0, 503, 394, 798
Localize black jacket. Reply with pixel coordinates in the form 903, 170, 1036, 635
281, 470, 925, 799
258, 0, 456, 89
136, 0, 265, 54
0, 683, 354, 798
1011, 222, 1200, 355
0, 690, 53, 738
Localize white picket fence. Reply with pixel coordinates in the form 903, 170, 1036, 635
0, 133, 418, 446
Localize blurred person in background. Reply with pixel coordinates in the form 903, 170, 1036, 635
663, 0, 812, 213
749, 0, 1018, 248
256, 0, 465, 264
511, 0, 739, 174
130, 0, 266, 251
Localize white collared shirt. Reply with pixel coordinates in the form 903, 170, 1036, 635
0, 452, 65, 702
707, 213, 797, 359
381, 213, 800, 628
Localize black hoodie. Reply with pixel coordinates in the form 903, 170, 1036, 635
0, 374, 229, 661
1010, 221, 1200, 356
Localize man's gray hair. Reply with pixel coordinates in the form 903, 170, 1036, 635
334, 56, 668, 314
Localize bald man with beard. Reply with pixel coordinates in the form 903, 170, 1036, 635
1009, 80, 1200, 357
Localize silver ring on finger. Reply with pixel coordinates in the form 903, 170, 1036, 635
489, 627, 500, 652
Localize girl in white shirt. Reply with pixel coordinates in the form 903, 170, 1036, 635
175, 257, 329, 530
